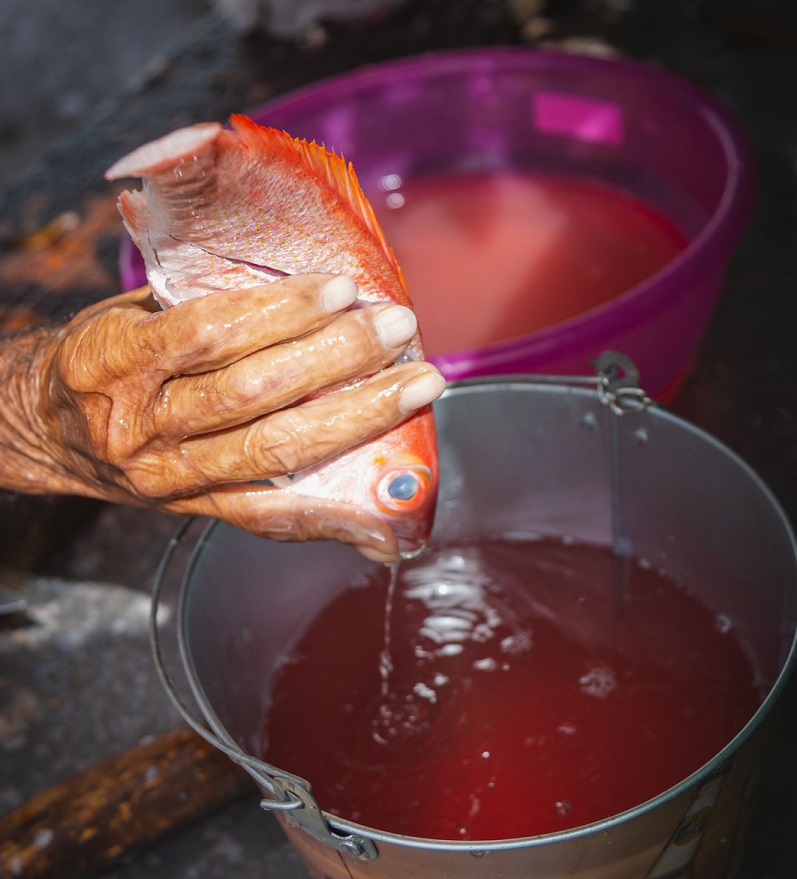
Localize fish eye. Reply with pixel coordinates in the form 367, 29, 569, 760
387, 472, 420, 502
377, 466, 431, 514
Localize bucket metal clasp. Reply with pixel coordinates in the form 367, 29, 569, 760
594, 351, 652, 416
265, 778, 378, 860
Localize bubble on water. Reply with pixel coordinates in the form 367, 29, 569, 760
555, 800, 572, 817
500, 632, 533, 654
472, 622, 494, 643
371, 690, 439, 745
378, 652, 393, 678
558, 722, 577, 736
433, 672, 449, 686
578, 667, 617, 698
413, 681, 437, 702
439, 643, 464, 657
715, 613, 733, 634
481, 751, 491, 760
473, 657, 498, 672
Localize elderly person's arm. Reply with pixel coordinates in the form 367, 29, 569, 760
0, 274, 444, 562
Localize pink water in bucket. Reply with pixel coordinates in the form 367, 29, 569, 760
120, 48, 754, 404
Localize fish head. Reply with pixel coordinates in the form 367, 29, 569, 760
287, 408, 438, 558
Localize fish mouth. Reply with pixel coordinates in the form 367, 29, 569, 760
399, 539, 430, 560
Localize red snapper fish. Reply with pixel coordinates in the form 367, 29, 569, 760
105, 115, 438, 555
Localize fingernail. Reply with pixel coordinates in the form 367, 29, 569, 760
399, 369, 446, 413
374, 304, 418, 348
321, 275, 358, 313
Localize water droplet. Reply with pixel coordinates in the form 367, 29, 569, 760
582, 412, 598, 429
481, 750, 491, 760
34, 828, 54, 849
473, 657, 498, 672
379, 173, 402, 191
555, 800, 572, 817
470, 850, 487, 859
715, 613, 732, 634
634, 427, 649, 444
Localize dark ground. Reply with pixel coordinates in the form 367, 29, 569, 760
0, 0, 211, 191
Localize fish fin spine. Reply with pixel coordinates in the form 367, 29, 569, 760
229, 114, 408, 294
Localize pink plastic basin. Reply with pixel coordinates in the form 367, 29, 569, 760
119, 48, 755, 402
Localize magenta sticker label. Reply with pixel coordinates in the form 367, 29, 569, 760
532, 92, 624, 146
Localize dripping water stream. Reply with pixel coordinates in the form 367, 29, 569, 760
378, 560, 401, 700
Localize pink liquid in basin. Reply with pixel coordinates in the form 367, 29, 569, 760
375, 171, 688, 359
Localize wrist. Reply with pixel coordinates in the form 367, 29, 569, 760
0, 327, 89, 496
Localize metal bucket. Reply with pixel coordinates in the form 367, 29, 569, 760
153, 371, 797, 879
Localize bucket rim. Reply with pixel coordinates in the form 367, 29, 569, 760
152, 376, 797, 851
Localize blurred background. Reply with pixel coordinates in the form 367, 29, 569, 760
0, 0, 211, 190
3, 0, 797, 194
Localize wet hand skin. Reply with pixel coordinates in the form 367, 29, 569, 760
0, 274, 445, 562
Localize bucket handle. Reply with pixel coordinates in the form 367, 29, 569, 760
149, 522, 379, 861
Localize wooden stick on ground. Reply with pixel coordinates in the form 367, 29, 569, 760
0, 725, 255, 879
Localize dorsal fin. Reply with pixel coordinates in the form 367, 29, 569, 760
230, 115, 408, 293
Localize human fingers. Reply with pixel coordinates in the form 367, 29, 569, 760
137, 273, 363, 377
57, 274, 360, 391
119, 361, 444, 499
152, 300, 419, 438
168, 485, 401, 562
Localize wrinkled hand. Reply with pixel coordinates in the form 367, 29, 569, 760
0, 274, 445, 561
